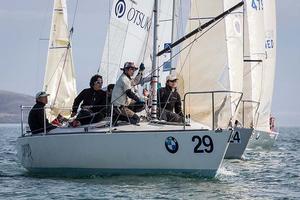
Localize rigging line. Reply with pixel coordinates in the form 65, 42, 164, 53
71, 0, 79, 28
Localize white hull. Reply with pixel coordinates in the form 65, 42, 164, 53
225, 127, 253, 159
17, 123, 231, 178
247, 129, 278, 149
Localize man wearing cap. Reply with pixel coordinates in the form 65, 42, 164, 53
111, 62, 145, 125
157, 75, 184, 123
28, 91, 57, 134
71, 74, 107, 125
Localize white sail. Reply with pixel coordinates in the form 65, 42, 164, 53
241, 0, 266, 128
99, 0, 154, 86
176, 0, 243, 129
256, 0, 277, 132
43, 0, 77, 119
224, 0, 244, 120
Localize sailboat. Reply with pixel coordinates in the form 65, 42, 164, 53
246, 0, 279, 149
16, 0, 245, 177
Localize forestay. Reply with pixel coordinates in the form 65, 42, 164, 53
256, 0, 277, 132
99, 0, 154, 86
176, 0, 244, 129
43, 0, 77, 120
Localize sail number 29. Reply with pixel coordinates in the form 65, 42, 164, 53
192, 135, 214, 153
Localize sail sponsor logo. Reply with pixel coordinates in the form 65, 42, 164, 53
115, 0, 126, 18
165, 136, 179, 154
115, 0, 152, 31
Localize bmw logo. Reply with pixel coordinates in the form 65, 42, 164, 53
115, 0, 126, 18
165, 136, 179, 154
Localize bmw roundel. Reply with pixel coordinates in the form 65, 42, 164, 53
165, 136, 179, 154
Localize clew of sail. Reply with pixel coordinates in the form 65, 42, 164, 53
240, 0, 265, 128
99, 0, 154, 87
176, 0, 244, 129
43, 0, 77, 120
256, 0, 277, 132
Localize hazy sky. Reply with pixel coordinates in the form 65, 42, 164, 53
0, 0, 299, 126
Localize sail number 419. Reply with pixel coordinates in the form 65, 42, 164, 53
192, 135, 214, 153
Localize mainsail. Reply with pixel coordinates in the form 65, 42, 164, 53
176, 0, 244, 129
256, 0, 277, 132
241, 0, 265, 128
43, 0, 77, 120
99, 0, 154, 86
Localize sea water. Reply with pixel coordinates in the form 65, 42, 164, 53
0, 124, 299, 199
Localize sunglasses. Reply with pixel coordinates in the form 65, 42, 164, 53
95, 81, 103, 85
169, 80, 177, 83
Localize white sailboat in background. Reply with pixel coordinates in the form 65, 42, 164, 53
247, 0, 279, 149
17, 0, 246, 177
43, 0, 77, 120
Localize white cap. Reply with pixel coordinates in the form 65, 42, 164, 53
35, 91, 50, 99
166, 74, 178, 81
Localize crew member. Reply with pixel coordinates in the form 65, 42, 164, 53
28, 91, 57, 134
111, 62, 145, 125
157, 75, 184, 123
71, 74, 106, 125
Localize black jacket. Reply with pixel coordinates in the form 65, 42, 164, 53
28, 102, 56, 134
158, 86, 183, 116
72, 88, 107, 114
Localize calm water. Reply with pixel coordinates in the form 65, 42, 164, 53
0, 124, 299, 200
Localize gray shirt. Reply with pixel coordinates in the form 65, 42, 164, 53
111, 71, 143, 106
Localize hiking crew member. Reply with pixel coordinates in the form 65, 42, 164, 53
158, 75, 184, 123
111, 62, 145, 125
28, 91, 57, 134
71, 75, 106, 125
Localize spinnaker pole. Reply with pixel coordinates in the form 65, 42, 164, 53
157, 1, 244, 56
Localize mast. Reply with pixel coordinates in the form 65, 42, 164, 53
170, 0, 177, 74
151, 0, 159, 119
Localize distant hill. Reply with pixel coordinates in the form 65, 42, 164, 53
0, 90, 34, 123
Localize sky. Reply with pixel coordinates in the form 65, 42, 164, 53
0, 0, 299, 127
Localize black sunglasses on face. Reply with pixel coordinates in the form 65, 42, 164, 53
169, 80, 177, 83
